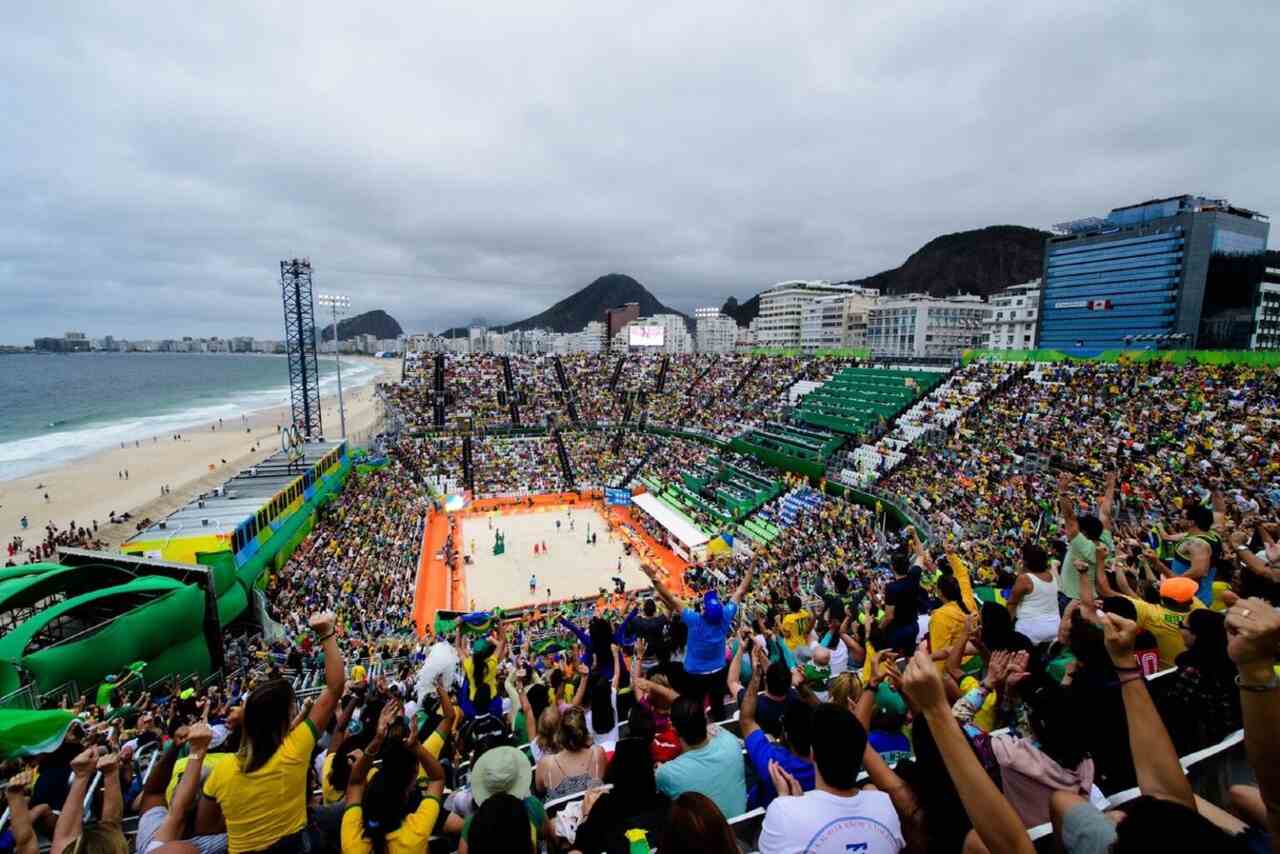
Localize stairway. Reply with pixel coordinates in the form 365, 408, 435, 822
552, 430, 576, 490
616, 438, 662, 488
608, 356, 625, 392
655, 355, 669, 392
621, 394, 635, 425
462, 436, 475, 493
432, 354, 446, 428
501, 356, 520, 426
729, 356, 764, 398
553, 355, 580, 424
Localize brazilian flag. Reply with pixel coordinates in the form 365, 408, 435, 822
434, 608, 503, 637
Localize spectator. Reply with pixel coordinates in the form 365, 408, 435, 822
664, 792, 740, 854
741, 646, 815, 808
655, 697, 746, 819
1006, 542, 1061, 644
534, 707, 606, 801
201, 612, 344, 854
570, 738, 671, 854
758, 703, 904, 853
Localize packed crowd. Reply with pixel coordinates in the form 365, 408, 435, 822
267, 453, 427, 641
383, 353, 862, 437
879, 361, 1280, 582
472, 437, 565, 496
7, 358, 1280, 854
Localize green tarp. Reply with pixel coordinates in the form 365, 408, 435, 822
0, 709, 77, 758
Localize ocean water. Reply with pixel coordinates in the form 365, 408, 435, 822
0, 352, 380, 481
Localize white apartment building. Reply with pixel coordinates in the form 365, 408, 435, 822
983, 280, 1041, 351
694, 308, 739, 353
613, 314, 693, 354
798, 291, 880, 351
867, 293, 989, 360
754, 281, 879, 348
1252, 276, 1280, 350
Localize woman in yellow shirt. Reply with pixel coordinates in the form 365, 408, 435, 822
341, 701, 447, 854
201, 612, 345, 854
929, 576, 975, 670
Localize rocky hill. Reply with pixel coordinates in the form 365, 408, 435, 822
320, 309, 403, 342
856, 225, 1049, 297
449, 274, 688, 335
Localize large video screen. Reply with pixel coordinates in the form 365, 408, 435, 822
628, 325, 664, 346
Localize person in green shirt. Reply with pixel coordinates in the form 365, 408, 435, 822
1056, 472, 1114, 608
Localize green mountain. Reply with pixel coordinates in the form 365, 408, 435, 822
319, 309, 403, 342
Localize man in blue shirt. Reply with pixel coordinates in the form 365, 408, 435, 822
741, 645, 815, 808
642, 561, 754, 721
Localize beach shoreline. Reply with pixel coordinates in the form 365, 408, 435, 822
0, 355, 401, 561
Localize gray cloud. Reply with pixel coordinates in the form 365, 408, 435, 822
1, 0, 1276, 342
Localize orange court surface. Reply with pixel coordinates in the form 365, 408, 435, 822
460, 503, 650, 611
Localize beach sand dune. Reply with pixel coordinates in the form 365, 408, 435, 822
0, 356, 400, 560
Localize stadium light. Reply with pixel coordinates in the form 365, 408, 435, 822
318, 293, 351, 438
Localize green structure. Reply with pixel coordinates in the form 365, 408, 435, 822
0, 442, 356, 709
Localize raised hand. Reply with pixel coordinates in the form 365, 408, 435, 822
309, 611, 337, 639
1224, 595, 1280, 675
900, 648, 947, 712
95, 753, 120, 775
70, 746, 99, 778
186, 722, 214, 756
1100, 612, 1139, 666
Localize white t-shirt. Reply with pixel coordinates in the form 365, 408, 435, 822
758, 789, 904, 854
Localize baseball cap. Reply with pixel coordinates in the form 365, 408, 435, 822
470, 745, 532, 805
1159, 576, 1198, 605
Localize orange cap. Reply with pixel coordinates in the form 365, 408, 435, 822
1159, 576, 1198, 604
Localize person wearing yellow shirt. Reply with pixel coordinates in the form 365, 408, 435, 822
929, 576, 975, 670
341, 701, 447, 854
202, 612, 345, 854
780, 596, 812, 652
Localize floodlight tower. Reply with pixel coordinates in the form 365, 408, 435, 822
281, 259, 322, 439
318, 293, 350, 438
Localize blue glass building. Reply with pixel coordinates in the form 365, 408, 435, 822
1038, 195, 1269, 355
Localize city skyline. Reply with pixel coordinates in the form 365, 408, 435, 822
3, 2, 1277, 341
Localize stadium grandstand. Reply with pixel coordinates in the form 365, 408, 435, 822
1, 350, 1279, 854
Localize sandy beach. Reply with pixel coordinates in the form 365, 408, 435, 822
0, 355, 401, 560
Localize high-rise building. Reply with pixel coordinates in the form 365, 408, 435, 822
983, 280, 1041, 351
1252, 269, 1280, 350
867, 294, 988, 360
1039, 195, 1270, 354
755, 281, 877, 348
798, 291, 880, 351
604, 302, 640, 349
694, 307, 738, 353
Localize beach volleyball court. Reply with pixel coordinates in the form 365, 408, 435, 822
460, 505, 650, 610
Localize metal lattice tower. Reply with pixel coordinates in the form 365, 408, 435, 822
280, 258, 323, 439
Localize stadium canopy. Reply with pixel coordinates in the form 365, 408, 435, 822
631, 492, 711, 551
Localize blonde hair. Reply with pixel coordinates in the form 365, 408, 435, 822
67, 824, 128, 854
556, 707, 592, 752
828, 671, 864, 712
536, 705, 560, 752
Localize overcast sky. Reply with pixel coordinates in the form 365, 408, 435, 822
2, 1, 1276, 343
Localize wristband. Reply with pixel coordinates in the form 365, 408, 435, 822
1117, 671, 1144, 685
1236, 673, 1280, 693
1112, 665, 1141, 673
315, 632, 335, 643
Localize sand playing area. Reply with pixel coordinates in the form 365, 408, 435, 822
461, 506, 650, 610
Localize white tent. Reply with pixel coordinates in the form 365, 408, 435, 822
632, 491, 710, 562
